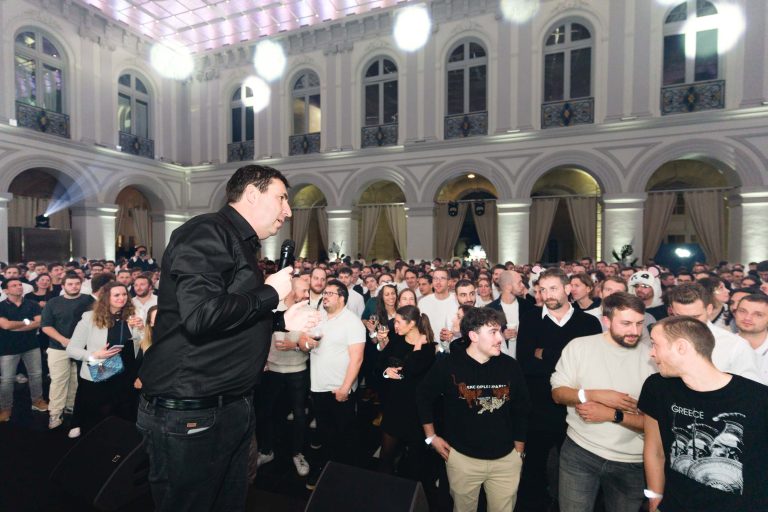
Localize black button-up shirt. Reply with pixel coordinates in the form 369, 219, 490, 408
139, 205, 283, 398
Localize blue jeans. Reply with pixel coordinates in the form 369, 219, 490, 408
136, 396, 255, 512
0, 349, 43, 410
558, 436, 645, 512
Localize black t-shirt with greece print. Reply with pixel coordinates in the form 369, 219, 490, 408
638, 373, 768, 512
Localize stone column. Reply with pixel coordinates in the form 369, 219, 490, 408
405, 203, 435, 262
0, 193, 11, 262
70, 203, 119, 260
497, 200, 531, 265
733, 187, 768, 264
150, 211, 189, 263
327, 208, 358, 261
601, 193, 646, 265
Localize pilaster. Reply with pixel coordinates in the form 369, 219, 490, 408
497, 200, 531, 265
70, 202, 119, 260
601, 193, 646, 265
405, 202, 435, 262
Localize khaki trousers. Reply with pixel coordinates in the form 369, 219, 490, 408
46, 348, 78, 417
445, 448, 524, 512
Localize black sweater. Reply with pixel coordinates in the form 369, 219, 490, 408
516, 306, 601, 432
416, 349, 531, 460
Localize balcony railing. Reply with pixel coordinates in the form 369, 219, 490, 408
119, 131, 155, 159
444, 112, 488, 139
227, 140, 255, 162
289, 132, 321, 156
661, 79, 725, 115
361, 123, 398, 148
15, 102, 70, 138
541, 97, 594, 129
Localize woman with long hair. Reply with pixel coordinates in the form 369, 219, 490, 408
375, 305, 436, 483
29, 273, 56, 308
569, 272, 600, 311
397, 288, 417, 308
66, 282, 144, 437
361, 284, 399, 406
134, 305, 158, 390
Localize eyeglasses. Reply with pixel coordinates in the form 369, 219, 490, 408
322, 291, 339, 297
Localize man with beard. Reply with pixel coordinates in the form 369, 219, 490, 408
419, 268, 458, 352
629, 271, 668, 321
551, 293, 656, 512
131, 273, 157, 322
40, 273, 94, 429
516, 268, 602, 511
732, 293, 768, 382
308, 267, 327, 310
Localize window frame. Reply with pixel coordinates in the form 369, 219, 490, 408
542, 20, 594, 102
229, 85, 254, 143
117, 72, 152, 140
14, 28, 67, 114
291, 70, 322, 136
445, 39, 488, 116
662, 0, 720, 86
362, 56, 399, 127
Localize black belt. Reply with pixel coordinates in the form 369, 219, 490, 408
142, 394, 246, 411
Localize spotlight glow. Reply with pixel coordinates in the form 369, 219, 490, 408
253, 40, 287, 82
675, 248, 692, 258
150, 41, 194, 80
681, 3, 745, 58
242, 76, 271, 113
393, 4, 431, 52
500, 0, 540, 24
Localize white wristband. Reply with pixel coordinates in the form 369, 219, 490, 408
578, 388, 587, 404
643, 489, 663, 499
425, 435, 436, 445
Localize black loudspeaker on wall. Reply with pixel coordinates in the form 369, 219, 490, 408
50, 416, 150, 511
305, 462, 429, 512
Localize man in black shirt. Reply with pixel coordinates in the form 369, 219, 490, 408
137, 165, 318, 512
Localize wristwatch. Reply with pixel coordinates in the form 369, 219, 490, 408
23, 318, 31, 326
613, 409, 624, 424
425, 435, 436, 445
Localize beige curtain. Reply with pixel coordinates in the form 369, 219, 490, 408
529, 198, 559, 262
435, 202, 468, 260
684, 190, 726, 264
8, 196, 70, 229
131, 207, 151, 246
359, 206, 381, 259
315, 207, 328, 253
383, 205, 407, 259
565, 197, 597, 258
291, 208, 313, 250
643, 192, 676, 263
471, 201, 497, 264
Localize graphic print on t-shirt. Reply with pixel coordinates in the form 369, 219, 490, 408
669, 405, 744, 495
451, 374, 509, 414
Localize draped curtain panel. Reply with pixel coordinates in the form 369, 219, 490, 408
528, 198, 560, 262
383, 205, 407, 260
8, 196, 70, 229
642, 192, 677, 263
359, 206, 381, 259
131, 207, 151, 247
565, 197, 597, 259
290, 208, 313, 252
435, 202, 468, 261
684, 190, 726, 264
316, 207, 328, 252
471, 201, 497, 264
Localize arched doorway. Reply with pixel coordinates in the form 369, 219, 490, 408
357, 181, 406, 261
115, 186, 153, 260
291, 185, 328, 261
644, 159, 736, 268
530, 167, 601, 263
435, 174, 498, 262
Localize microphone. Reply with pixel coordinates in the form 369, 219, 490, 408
278, 239, 296, 270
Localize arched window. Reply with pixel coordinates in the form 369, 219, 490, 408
543, 21, 592, 102
230, 86, 254, 143
446, 41, 487, 115
292, 70, 321, 135
14, 29, 65, 113
663, 0, 719, 85
363, 57, 398, 126
118, 73, 151, 140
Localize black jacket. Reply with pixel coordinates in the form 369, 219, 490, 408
139, 205, 284, 398
487, 295, 535, 326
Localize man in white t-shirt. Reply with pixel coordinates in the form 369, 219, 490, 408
131, 273, 157, 322
551, 292, 656, 512
419, 268, 458, 352
307, 279, 365, 489
733, 293, 768, 383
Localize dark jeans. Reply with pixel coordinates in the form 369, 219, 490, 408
311, 390, 357, 468
558, 437, 645, 512
516, 429, 565, 511
256, 369, 308, 455
136, 396, 255, 512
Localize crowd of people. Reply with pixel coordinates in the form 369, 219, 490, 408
2, 248, 768, 511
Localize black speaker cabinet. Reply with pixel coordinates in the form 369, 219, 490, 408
50, 416, 150, 511
7, 227, 71, 262
305, 462, 429, 512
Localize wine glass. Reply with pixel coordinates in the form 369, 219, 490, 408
368, 314, 379, 339
377, 322, 390, 337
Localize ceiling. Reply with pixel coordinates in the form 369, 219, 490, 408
77, 0, 411, 54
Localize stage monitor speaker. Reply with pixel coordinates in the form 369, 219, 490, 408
305, 462, 429, 512
50, 416, 150, 511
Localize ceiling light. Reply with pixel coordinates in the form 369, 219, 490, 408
467, 173, 476, 179
150, 41, 194, 80
393, 4, 431, 52
499, 0, 540, 24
